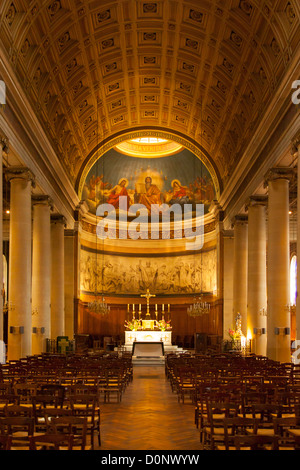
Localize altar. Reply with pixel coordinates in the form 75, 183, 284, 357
125, 330, 172, 346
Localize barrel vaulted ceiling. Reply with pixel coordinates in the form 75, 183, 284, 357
0, 0, 299, 195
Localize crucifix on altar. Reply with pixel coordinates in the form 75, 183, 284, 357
140, 289, 156, 317
140, 289, 156, 330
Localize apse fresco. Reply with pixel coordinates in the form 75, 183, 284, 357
81, 147, 216, 215
80, 248, 217, 296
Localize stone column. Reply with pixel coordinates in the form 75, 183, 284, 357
64, 229, 75, 339
265, 168, 294, 363
209, 201, 224, 299
5, 167, 35, 360
51, 214, 66, 339
232, 215, 248, 335
222, 230, 234, 340
292, 138, 300, 344
246, 196, 268, 356
0, 136, 8, 347
32, 195, 53, 355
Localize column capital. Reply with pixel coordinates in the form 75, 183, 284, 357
74, 200, 89, 223
0, 134, 9, 154
209, 200, 224, 222
231, 214, 248, 229
264, 167, 296, 188
245, 195, 268, 212
4, 166, 35, 187
32, 195, 54, 210
64, 229, 76, 237
291, 133, 300, 155
51, 213, 67, 227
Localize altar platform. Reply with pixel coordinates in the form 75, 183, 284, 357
122, 330, 186, 364
125, 330, 172, 346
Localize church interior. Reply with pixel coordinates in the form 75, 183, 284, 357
0, 0, 300, 452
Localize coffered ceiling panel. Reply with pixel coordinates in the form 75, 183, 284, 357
0, 0, 299, 191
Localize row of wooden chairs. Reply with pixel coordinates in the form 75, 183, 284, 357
0, 397, 100, 450
0, 354, 134, 405
165, 353, 297, 405
165, 353, 300, 450
0, 413, 87, 450
201, 402, 300, 450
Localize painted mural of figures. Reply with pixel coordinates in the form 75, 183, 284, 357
204, 180, 215, 203
106, 178, 130, 210
138, 260, 158, 291
168, 180, 190, 206
80, 248, 217, 296
155, 264, 169, 292
87, 174, 110, 200
135, 176, 162, 212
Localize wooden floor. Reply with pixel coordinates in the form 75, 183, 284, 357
96, 364, 201, 451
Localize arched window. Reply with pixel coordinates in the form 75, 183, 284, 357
290, 255, 297, 306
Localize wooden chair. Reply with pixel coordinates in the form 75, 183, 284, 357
274, 392, 300, 416
202, 402, 240, 450
0, 435, 12, 450
49, 416, 89, 450
197, 391, 232, 443
29, 433, 74, 450
273, 417, 300, 449
102, 370, 124, 403
176, 369, 196, 404
69, 395, 101, 448
0, 416, 35, 450
0, 384, 13, 396
0, 395, 20, 416
233, 434, 279, 450
32, 395, 64, 432
4, 404, 33, 417
239, 392, 267, 418
66, 384, 98, 405
40, 384, 65, 407
251, 404, 283, 435
217, 417, 260, 450
13, 383, 39, 404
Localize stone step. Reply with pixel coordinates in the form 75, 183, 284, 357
132, 356, 165, 366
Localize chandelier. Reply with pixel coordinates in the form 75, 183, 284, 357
88, 296, 110, 316
187, 295, 210, 317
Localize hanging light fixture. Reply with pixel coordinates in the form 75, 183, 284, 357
88, 96, 110, 316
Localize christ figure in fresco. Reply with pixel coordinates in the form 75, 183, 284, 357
106, 178, 130, 210
135, 176, 162, 213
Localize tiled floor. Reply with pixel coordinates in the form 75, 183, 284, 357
97, 364, 201, 451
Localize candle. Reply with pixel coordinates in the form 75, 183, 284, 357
133, 304, 135, 311
127, 304, 129, 312
155, 304, 157, 311
162, 304, 164, 311
168, 304, 170, 313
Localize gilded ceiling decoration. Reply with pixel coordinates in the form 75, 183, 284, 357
0, 0, 299, 191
